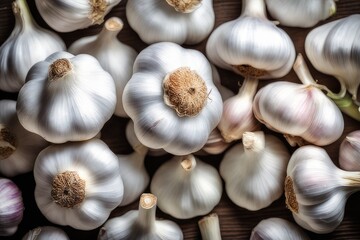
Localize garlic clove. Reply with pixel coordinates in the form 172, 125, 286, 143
22, 226, 69, 240
200, 127, 231, 155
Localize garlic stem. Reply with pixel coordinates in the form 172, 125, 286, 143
13, 0, 35, 29
241, 0, 267, 19
331, 92, 360, 122
137, 193, 157, 231
238, 77, 259, 99
243, 131, 265, 153
97, 17, 124, 42
181, 155, 197, 171
198, 213, 222, 240
341, 170, 360, 188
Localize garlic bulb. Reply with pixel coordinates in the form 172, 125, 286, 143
265, 0, 336, 27
122, 42, 223, 155
198, 213, 222, 240
253, 54, 344, 146
35, 0, 121, 32
211, 65, 234, 101
0, 178, 24, 236
34, 138, 124, 230
126, 0, 215, 44
305, 14, 360, 107
0, 0, 65, 92
339, 130, 360, 171
206, 0, 295, 79
285, 145, 360, 233
22, 226, 69, 240
16, 51, 116, 144
98, 193, 183, 240
117, 148, 150, 206
69, 17, 137, 117
250, 218, 309, 240
220, 131, 290, 211
218, 78, 260, 142
150, 154, 222, 219
0, 100, 48, 177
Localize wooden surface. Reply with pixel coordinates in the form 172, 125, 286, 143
1, 0, 360, 239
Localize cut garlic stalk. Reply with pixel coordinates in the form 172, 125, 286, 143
198, 213, 222, 240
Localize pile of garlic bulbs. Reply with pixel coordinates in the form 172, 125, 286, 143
0, 0, 359, 239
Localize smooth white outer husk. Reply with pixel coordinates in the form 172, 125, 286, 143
16, 51, 116, 144
69, 17, 137, 117
35, 0, 122, 32
150, 154, 223, 219
250, 218, 309, 240
0, 100, 48, 177
265, 0, 336, 27
339, 130, 360, 171
22, 226, 69, 240
220, 132, 290, 211
305, 14, 360, 103
206, 0, 295, 79
33, 139, 124, 230
122, 42, 223, 155
126, 0, 215, 44
0, 0, 65, 92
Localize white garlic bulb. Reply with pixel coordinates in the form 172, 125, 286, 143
22, 226, 69, 240
150, 154, 223, 219
16, 51, 116, 144
211, 65, 234, 101
218, 78, 260, 142
220, 131, 290, 211
250, 218, 309, 240
0, 178, 24, 236
126, 0, 215, 44
285, 145, 360, 233
34, 138, 124, 230
98, 193, 183, 240
35, 0, 121, 32
69, 17, 137, 117
198, 213, 222, 240
0, 100, 48, 177
339, 130, 360, 171
253, 54, 344, 146
117, 150, 150, 206
122, 42, 223, 155
265, 0, 336, 27
206, 0, 295, 79
305, 14, 360, 107
0, 0, 65, 92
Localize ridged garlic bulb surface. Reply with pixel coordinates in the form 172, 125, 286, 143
265, 0, 336, 27
35, 0, 121, 32
339, 131, 360, 171
206, 0, 295, 79
16, 51, 116, 144
69, 17, 137, 117
122, 42, 223, 155
22, 226, 69, 240
126, 0, 215, 44
0, 0, 65, 92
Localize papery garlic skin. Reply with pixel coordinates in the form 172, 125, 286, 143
35, 0, 121, 32
339, 131, 360, 171
34, 139, 124, 230
22, 226, 69, 240
250, 218, 309, 240
220, 132, 290, 211
150, 154, 222, 219
122, 42, 223, 155
16, 51, 116, 144
98, 193, 183, 240
69, 17, 137, 117
0, 178, 24, 236
285, 145, 360, 234
126, 0, 214, 44
0, 100, 48, 177
206, 0, 295, 79
305, 14, 360, 105
0, 0, 65, 92
265, 0, 336, 28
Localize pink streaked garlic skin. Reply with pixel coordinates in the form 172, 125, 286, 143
339, 131, 360, 171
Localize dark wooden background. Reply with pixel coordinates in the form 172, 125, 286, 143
1, 0, 360, 239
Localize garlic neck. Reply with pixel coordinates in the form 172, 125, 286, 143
89, 0, 107, 24
51, 171, 86, 208
284, 176, 299, 214
97, 17, 123, 42
12, 0, 36, 30
241, 0, 267, 19
198, 213, 222, 240
165, 0, 202, 13
163, 67, 208, 117
0, 125, 17, 160
341, 171, 360, 188
137, 193, 157, 231
48, 59, 73, 81
243, 131, 265, 154
181, 154, 197, 172
293, 54, 317, 86
237, 78, 259, 99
